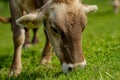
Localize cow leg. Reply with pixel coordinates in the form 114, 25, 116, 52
23, 28, 31, 48
113, 4, 118, 13
9, 27, 25, 77
40, 29, 52, 64
9, 0, 24, 77
32, 28, 39, 45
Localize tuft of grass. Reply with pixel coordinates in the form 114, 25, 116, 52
0, 0, 120, 80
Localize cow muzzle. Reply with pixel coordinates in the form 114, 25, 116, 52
61, 59, 87, 74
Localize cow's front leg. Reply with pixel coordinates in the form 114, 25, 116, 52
9, 27, 25, 77
9, 0, 25, 77
40, 29, 52, 64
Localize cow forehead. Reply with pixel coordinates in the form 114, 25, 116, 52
48, 3, 84, 32
49, 2, 81, 20
49, 3, 67, 22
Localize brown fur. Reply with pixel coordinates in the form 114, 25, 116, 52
17, 0, 87, 66
49, 1, 86, 64
54, 0, 74, 4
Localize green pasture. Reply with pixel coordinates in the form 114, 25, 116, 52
0, 0, 120, 80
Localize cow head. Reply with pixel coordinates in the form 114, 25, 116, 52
16, 0, 97, 73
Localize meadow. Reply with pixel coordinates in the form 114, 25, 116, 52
0, 0, 120, 80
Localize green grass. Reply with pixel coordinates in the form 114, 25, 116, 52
0, 0, 120, 80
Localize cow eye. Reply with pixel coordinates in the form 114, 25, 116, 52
50, 26, 59, 36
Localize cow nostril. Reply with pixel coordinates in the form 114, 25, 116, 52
68, 67, 73, 71
62, 62, 74, 74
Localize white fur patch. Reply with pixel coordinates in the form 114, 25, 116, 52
17, 13, 37, 23
21, 28, 25, 35
79, 59, 87, 68
61, 60, 86, 73
61, 59, 86, 73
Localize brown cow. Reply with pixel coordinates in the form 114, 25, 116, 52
8, 0, 97, 76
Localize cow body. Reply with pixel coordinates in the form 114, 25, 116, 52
8, 0, 97, 76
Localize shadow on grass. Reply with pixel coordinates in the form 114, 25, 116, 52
9, 70, 63, 80
8, 63, 64, 80
0, 53, 12, 69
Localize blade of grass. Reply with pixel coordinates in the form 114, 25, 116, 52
105, 72, 114, 79
99, 71, 103, 80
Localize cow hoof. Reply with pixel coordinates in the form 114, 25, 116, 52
40, 58, 51, 65
9, 69, 21, 77
23, 44, 32, 49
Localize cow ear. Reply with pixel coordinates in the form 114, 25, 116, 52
16, 12, 42, 29
81, 4, 98, 14
16, 0, 52, 29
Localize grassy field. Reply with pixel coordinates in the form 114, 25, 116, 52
0, 0, 120, 80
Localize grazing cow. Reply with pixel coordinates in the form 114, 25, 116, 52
8, 0, 97, 76
112, 0, 120, 13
